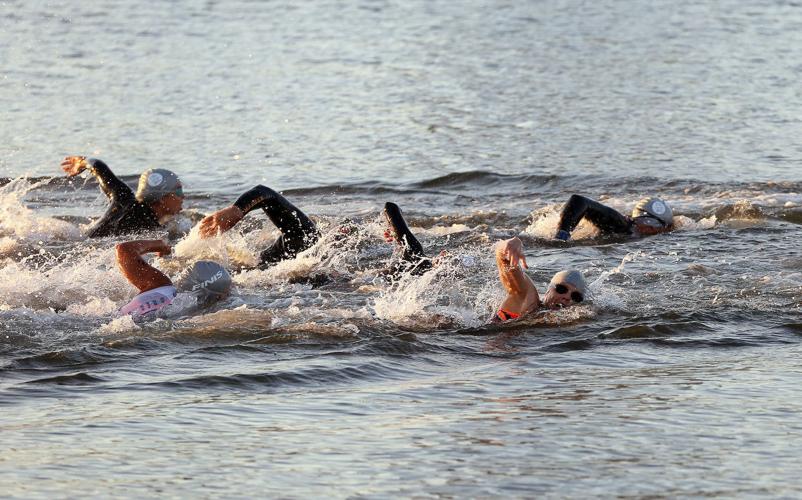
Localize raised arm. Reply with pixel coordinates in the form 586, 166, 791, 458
61, 156, 134, 202
115, 239, 173, 293
199, 185, 316, 240
495, 237, 540, 315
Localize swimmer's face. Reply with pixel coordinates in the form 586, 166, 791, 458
543, 282, 584, 310
160, 193, 184, 216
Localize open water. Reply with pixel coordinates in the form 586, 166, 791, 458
2, 0, 802, 497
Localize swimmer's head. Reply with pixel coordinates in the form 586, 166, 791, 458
136, 169, 184, 213
175, 260, 232, 304
631, 197, 673, 227
543, 270, 587, 309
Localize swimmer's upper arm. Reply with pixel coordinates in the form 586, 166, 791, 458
115, 240, 173, 293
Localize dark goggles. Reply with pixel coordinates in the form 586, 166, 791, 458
174, 185, 184, 198
554, 283, 584, 303
632, 210, 666, 227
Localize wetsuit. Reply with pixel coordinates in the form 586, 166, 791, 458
83, 158, 161, 238
233, 185, 319, 266
557, 194, 633, 236
384, 202, 432, 276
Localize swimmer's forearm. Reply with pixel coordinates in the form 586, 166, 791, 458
496, 250, 530, 295
85, 158, 133, 201
233, 185, 274, 214
116, 239, 169, 257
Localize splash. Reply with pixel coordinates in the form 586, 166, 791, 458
0, 177, 82, 254
0, 247, 131, 311
372, 248, 500, 328
523, 205, 600, 240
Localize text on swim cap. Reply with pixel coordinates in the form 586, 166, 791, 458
191, 270, 224, 291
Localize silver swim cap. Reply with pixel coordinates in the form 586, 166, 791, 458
174, 261, 232, 302
631, 197, 673, 227
135, 168, 183, 204
549, 270, 588, 297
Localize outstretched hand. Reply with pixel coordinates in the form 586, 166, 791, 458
497, 237, 528, 269
199, 205, 244, 238
61, 156, 88, 177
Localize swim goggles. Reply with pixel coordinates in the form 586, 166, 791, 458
553, 284, 584, 303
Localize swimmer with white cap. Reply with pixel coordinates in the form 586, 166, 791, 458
61, 156, 184, 238
554, 195, 674, 241
492, 237, 588, 322
116, 239, 231, 317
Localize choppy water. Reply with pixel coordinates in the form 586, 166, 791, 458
3, 0, 802, 497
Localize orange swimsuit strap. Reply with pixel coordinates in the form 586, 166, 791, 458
495, 308, 521, 322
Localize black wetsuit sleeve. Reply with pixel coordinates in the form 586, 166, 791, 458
85, 158, 135, 202
233, 185, 319, 264
557, 195, 633, 235
384, 202, 432, 276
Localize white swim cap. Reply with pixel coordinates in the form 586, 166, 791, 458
174, 261, 232, 302
548, 270, 588, 297
136, 168, 183, 204
631, 197, 673, 227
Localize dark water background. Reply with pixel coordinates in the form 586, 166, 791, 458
3, 0, 802, 497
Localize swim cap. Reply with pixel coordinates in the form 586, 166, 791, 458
136, 168, 183, 204
174, 261, 232, 302
548, 270, 588, 297
631, 197, 673, 227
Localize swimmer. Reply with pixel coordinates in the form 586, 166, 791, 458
493, 236, 587, 322
61, 156, 184, 238
198, 185, 319, 267
554, 195, 674, 241
116, 239, 231, 317
383, 202, 433, 276
199, 186, 432, 276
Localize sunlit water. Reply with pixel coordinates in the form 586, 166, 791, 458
3, 0, 802, 497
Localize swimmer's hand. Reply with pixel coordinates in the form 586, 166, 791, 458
199, 205, 244, 238
152, 240, 172, 257
61, 156, 88, 176
496, 237, 528, 269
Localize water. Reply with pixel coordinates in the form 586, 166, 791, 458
3, 0, 802, 497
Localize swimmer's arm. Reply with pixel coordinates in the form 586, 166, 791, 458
495, 237, 540, 314
197, 185, 268, 238
62, 156, 133, 202
115, 240, 173, 293
232, 185, 275, 215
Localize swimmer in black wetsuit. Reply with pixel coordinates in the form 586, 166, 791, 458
198, 185, 319, 267
61, 156, 184, 238
554, 195, 675, 241
382, 202, 433, 276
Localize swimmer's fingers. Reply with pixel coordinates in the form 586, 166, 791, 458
198, 216, 217, 238
60, 156, 87, 176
